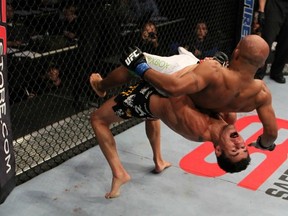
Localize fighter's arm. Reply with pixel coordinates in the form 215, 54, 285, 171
258, 0, 267, 12
143, 62, 214, 96
120, 46, 218, 97
144, 52, 228, 96
255, 83, 278, 150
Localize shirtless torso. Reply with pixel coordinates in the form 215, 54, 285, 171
181, 61, 271, 113
144, 53, 276, 148
150, 94, 214, 142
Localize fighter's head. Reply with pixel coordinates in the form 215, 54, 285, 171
230, 35, 269, 69
214, 125, 250, 173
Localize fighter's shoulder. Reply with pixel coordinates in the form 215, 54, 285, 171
194, 59, 221, 76
254, 79, 272, 105
256, 79, 271, 95
199, 59, 219, 67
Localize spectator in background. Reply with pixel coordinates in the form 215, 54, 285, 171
26, 66, 62, 99
130, 0, 160, 23
115, 0, 164, 24
7, 3, 30, 47
62, 4, 79, 41
116, 0, 136, 24
137, 20, 167, 55
184, 21, 218, 59
254, 0, 288, 83
7, 3, 33, 105
44, 66, 62, 89
9, 65, 62, 104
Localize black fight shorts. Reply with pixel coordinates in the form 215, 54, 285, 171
113, 82, 160, 120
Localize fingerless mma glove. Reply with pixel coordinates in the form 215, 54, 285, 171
120, 46, 150, 77
256, 136, 276, 151
257, 11, 265, 27
213, 51, 229, 67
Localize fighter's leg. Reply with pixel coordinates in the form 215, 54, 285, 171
90, 65, 133, 97
90, 97, 131, 198
145, 119, 172, 173
90, 51, 200, 97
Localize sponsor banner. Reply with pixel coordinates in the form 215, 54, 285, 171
180, 115, 288, 201
0, 0, 16, 204
240, 0, 255, 38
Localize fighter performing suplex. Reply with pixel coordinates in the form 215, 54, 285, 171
120, 35, 277, 150
89, 34, 277, 199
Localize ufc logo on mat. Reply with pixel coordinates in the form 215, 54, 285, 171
179, 115, 288, 191
125, 50, 140, 66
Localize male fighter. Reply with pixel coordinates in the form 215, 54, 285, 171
91, 47, 228, 175
90, 51, 247, 199
91, 48, 229, 173
91, 46, 228, 98
90, 78, 250, 199
90, 35, 277, 198
121, 34, 277, 151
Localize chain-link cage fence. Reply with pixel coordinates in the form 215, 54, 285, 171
7, 0, 243, 184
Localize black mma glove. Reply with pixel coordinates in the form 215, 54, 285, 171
120, 46, 150, 77
213, 51, 229, 67
254, 11, 265, 34
249, 136, 276, 151
257, 11, 265, 27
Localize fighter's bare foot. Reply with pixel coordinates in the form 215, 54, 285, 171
90, 73, 106, 97
152, 161, 172, 174
105, 173, 131, 199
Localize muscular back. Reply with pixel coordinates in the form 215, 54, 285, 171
187, 60, 270, 113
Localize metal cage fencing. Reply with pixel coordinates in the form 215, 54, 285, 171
7, 0, 242, 184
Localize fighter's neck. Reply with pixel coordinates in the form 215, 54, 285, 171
209, 117, 228, 147
228, 63, 257, 79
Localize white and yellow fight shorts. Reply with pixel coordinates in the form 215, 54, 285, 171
144, 47, 199, 75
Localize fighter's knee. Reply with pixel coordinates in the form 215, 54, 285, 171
90, 110, 102, 125
90, 109, 112, 128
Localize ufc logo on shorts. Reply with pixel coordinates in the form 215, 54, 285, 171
125, 50, 140, 66
179, 115, 288, 191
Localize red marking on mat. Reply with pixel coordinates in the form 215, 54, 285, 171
179, 115, 288, 190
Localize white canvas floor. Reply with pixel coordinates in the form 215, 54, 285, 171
0, 76, 288, 216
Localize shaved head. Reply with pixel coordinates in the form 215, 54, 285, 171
237, 35, 269, 68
